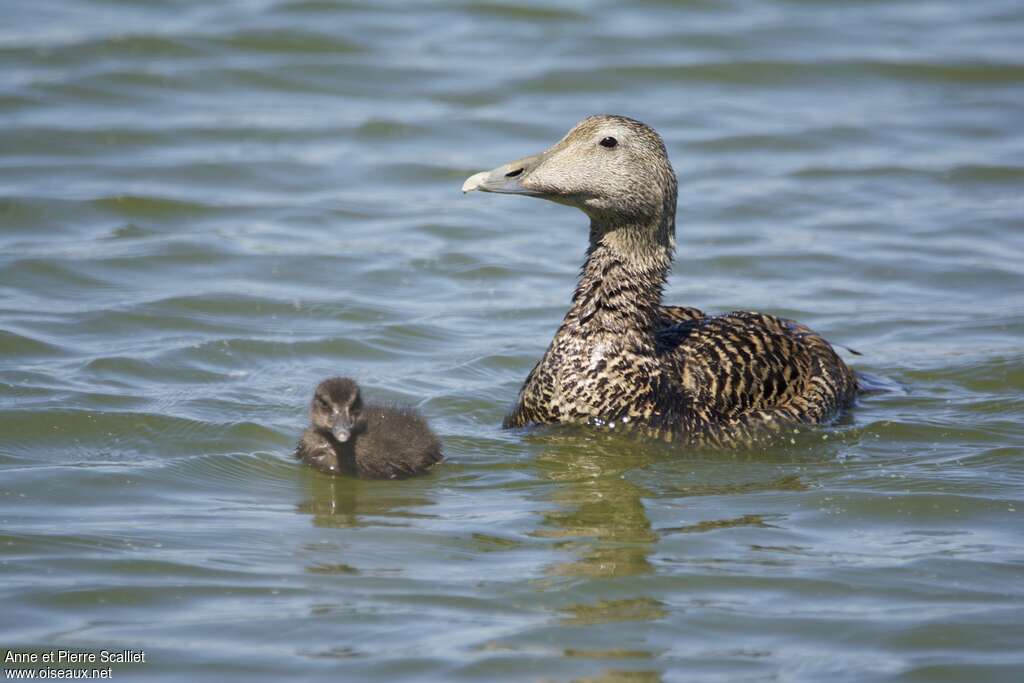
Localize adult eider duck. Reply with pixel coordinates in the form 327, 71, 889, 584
295, 377, 443, 478
463, 115, 857, 446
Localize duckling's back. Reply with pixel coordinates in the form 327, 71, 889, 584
353, 405, 443, 479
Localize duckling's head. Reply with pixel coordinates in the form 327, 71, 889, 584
310, 377, 365, 443
462, 115, 677, 226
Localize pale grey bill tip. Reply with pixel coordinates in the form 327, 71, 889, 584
462, 171, 489, 193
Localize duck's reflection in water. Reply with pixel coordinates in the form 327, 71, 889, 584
525, 427, 809, 680
521, 430, 667, 680
531, 430, 810, 577
530, 430, 661, 579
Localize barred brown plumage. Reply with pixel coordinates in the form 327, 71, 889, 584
463, 115, 858, 446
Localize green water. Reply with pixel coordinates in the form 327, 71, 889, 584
2, 1, 1023, 681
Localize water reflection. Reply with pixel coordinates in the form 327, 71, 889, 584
559, 597, 668, 626
527, 425, 815, 666
295, 469, 436, 529
571, 670, 663, 683
528, 430, 810, 575
657, 514, 771, 535
531, 430, 661, 579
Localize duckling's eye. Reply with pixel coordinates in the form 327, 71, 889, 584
316, 396, 330, 409
599, 136, 618, 148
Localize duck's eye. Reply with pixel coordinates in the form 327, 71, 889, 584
316, 396, 330, 409
599, 136, 618, 148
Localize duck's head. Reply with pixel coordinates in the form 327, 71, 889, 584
310, 377, 365, 443
462, 115, 677, 226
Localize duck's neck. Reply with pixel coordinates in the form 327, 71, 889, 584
563, 213, 675, 338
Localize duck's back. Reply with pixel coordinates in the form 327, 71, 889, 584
658, 309, 857, 444
353, 405, 443, 479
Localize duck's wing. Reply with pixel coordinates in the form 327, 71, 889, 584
665, 311, 857, 431
655, 306, 707, 356
658, 305, 705, 325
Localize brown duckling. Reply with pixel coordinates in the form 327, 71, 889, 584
295, 377, 443, 479
463, 115, 858, 446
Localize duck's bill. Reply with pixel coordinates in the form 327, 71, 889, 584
461, 152, 544, 195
